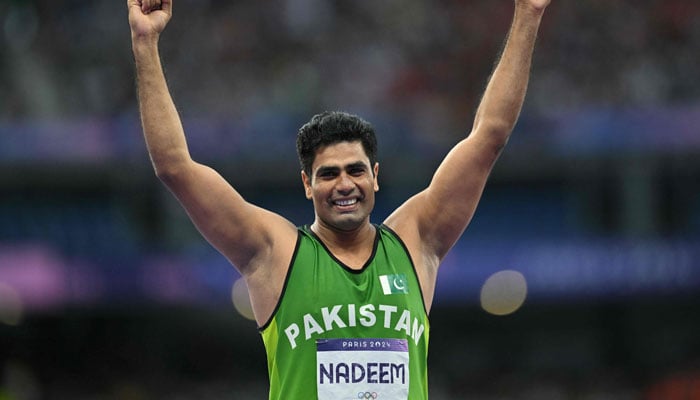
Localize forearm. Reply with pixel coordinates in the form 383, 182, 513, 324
132, 36, 191, 178
472, 3, 545, 145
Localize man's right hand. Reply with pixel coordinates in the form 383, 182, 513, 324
127, 0, 172, 41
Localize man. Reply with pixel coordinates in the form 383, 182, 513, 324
127, 0, 552, 398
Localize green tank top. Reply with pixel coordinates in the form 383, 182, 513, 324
259, 224, 430, 400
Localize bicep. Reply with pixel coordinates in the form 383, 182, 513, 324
392, 134, 502, 260
159, 160, 295, 271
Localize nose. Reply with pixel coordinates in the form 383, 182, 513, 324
336, 172, 355, 194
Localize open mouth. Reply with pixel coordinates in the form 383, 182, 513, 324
333, 198, 358, 206
331, 196, 363, 211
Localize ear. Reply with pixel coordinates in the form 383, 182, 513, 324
301, 170, 313, 199
373, 162, 379, 192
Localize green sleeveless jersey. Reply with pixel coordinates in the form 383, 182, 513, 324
259, 224, 430, 400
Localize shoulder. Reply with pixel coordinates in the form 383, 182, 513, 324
382, 193, 425, 256
377, 224, 408, 249
244, 224, 304, 326
382, 202, 441, 313
382, 196, 436, 268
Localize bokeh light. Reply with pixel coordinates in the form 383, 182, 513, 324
231, 277, 255, 321
0, 282, 23, 326
480, 270, 528, 316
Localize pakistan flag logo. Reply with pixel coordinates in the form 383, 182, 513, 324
379, 274, 409, 295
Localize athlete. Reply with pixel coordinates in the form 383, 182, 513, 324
127, 0, 552, 398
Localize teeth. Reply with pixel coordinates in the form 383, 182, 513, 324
334, 198, 357, 206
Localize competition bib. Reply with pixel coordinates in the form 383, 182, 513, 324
316, 338, 409, 400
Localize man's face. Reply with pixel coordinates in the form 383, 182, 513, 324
302, 141, 379, 232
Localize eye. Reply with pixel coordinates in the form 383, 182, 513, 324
348, 166, 366, 176
317, 169, 338, 179
347, 163, 367, 176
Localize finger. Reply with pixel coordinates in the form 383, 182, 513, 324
126, 0, 141, 10
160, 0, 172, 15
141, 0, 159, 13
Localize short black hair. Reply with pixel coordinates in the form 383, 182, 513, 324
296, 111, 378, 177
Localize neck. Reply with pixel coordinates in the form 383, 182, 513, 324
311, 221, 377, 270
310, 220, 375, 250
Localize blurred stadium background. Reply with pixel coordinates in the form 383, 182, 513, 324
1, 0, 700, 398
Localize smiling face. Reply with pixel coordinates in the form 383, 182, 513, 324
302, 140, 379, 233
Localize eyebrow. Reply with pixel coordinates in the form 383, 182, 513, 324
345, 161, 368, 170
315, 162, 368, 176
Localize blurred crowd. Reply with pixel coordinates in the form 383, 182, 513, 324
2, 0, 699, 138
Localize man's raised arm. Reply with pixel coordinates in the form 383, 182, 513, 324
128, 0, 185, 178
385, 0, 551, 303
470, 0, 550, 151
127, 0, 296, 281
